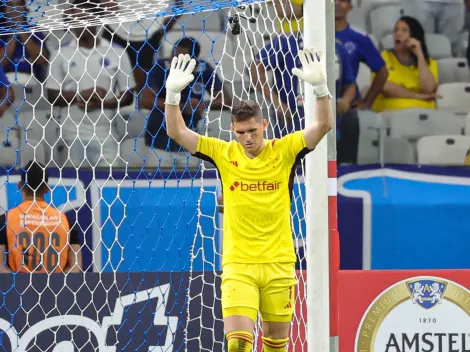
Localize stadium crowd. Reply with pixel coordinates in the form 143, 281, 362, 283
0, 0, 469, 170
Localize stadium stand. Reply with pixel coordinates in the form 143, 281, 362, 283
438, 58, 470, 84
437, 83, 470, 113
417, 135, 470, 165
385, 109, 463, 140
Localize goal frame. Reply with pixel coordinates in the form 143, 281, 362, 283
304, 0, 338, 351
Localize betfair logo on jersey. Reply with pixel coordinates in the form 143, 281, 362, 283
229, 181, 282, 192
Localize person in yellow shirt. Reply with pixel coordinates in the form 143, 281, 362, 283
273, 0, 303, 34
372, 16, 439, 112
163, 49, 333, 352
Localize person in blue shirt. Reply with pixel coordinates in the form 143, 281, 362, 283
335, 0, 388, 110
336, 40, 357, 116
251, 32, 304, 138
0, 0, 50, 82
335, 40, 360, 164
140, 37, 231, 168
251, 31, 360, 162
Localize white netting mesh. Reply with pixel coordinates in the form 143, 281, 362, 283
0, 0, 308, 350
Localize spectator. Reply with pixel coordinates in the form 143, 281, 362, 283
0, 161, 82, 273
335, 0, 388, 110
273, 0, 303, 34
46, 0, 135, 168
102, 0, 180, 91
252, 12, 358, 162
335, 40, 359, 164
0, 63, 14, 117
140, 37, 230, 168
403, 0, 464, 53
372, 16, 439, 113
0, 0, 49, 82
251, 28, 303, 138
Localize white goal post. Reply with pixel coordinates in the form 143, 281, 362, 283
305, 0, 337, 351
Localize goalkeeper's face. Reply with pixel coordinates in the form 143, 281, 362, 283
232, 117, 267, 152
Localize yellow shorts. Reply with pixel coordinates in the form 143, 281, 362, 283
221, 262, 297, 323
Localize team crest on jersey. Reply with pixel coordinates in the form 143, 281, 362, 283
344, 41, 356, 55
100, 57, 111, 68
407, 279, 446, 309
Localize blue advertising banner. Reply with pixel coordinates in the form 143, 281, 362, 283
0, 272, 223, 351
0, 168, 306, 272
2, 164, 469, 271
338, 165, 470, 270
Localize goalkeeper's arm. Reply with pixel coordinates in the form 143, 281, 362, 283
164, 54, 200, 155
292, 48, 334, 150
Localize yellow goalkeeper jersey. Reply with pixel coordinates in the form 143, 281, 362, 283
195, 130, 310, 265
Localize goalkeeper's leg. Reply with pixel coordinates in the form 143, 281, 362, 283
260, 263, 297, 351
221, 263, 259, 352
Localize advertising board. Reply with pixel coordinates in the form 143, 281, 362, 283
339, 270, 470, 352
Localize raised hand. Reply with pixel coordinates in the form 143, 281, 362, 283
292, 47, 330, 98
406, 38, 422, 55
165, 54, 197, 105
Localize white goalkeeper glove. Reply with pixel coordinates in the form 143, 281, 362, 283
292, 47, 331, 98
165, 54, 197, 105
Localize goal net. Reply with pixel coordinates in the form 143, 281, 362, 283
0, 0, 317, 350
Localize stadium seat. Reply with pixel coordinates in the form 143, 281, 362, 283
120, 137, 151, 168
369, 5, 404, 41
115, 109, 147, 140
0, 127, 46, 167
119, 138, 195, 169
464, 112, 470, 135
426, 34, 452, 60
175, 12, 225, 32
28, 108, 60, 162
456, 31, 468, 58
383, 137, 415, 163
385, 108, 463, 140
360, 0, 403, 17
5, 72, 34, 87
368, 33, 379, 49
348, 8, 367, 31
0, 136, 19, 167
219, 49, 245, 84
437, 83, 470, 113
417, 135, 470, 165
358, 129, 416, 164
380, 34, 394, 50
20, 140, 46, 167
438, 58, 470, 84
207, 109, 233, 141
381, 34, 452, 59
357, 110, 382, 164
356, 63, 371, 94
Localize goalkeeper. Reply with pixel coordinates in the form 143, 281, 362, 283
164, 48, 333, 352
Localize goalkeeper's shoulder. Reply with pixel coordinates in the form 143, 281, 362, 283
272, 130, 306, 147
193, 135, 232, 163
